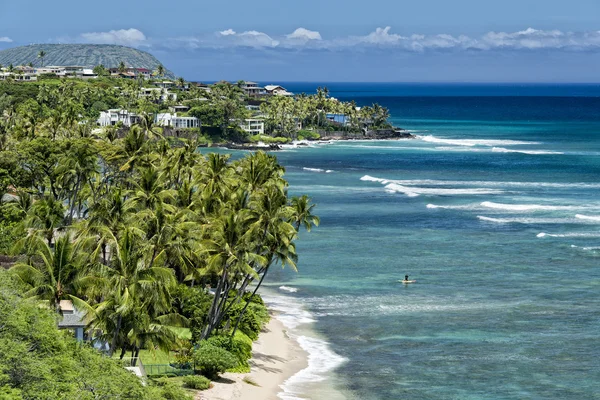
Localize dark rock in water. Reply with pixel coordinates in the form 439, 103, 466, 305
318, 128, 415, 140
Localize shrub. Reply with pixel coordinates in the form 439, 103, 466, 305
242, 292, 264, 305
205, 333, 252, 371
193, 342, 237, 379
183, 375, 211, 390
297, 130, 320, 140
151, 382, 192, 400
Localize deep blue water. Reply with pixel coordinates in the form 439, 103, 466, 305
212, 84, 600, 399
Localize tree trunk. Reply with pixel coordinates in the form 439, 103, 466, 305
231, 266, 269, 338
201, 264, 229, 340
109, 314, 122, 357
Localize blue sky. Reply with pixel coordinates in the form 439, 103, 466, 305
1, 0, 599, 82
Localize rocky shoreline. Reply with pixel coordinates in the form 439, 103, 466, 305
214, 128, 416, 151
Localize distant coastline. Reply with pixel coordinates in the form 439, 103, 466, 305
217, 128, 416, 151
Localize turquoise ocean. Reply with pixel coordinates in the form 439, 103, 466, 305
215, 84, 600, 399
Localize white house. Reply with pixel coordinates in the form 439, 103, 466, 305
155, 113, 200, 129
75, 69, 98, 79
97, 109, 140, 127
240, 118, 265, 135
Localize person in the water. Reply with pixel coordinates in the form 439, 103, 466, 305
404, 275, 409, 281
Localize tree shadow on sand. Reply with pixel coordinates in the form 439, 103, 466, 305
213, 376, 237, 384
252, 352, 286, 363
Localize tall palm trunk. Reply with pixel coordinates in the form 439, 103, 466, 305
201, 263, 229, 339
110, 314, 122, 357
231, 264, 270, 338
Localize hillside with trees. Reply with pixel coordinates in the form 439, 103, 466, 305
0, 44, 174, 76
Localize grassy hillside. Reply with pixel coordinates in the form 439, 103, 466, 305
0, 44, 174, 76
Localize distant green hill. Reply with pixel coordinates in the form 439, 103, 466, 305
0, 44, 174, 76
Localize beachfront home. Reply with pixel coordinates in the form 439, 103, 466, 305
97, 109, 141, 127
241, 81, 266, 97
265, 85, 294, 96
155, 113, 200, 129
58, 300, 86, 342
240, 118, 265, 135
326, 113, 350, 126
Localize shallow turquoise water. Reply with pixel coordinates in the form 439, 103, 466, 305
212, 86, 600, 399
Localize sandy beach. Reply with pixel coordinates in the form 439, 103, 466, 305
198, 316, 308, 400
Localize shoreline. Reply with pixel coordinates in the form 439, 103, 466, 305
199, 315, 308, 400
208, 129, 416, 151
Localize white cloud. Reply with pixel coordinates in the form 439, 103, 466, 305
360, 26, 405, 45
154, 26, 600, 53
215, 29, 279, 48
286, 28, 322, 41
0, 37, 12, 43
80, 28, 147, 46
219, 29, 236, 36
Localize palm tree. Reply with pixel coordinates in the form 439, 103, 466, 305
57, 138, 99, 223
37, 51, 47, 67
176, 77, 185, 89
23, 196, 65, 246
84, 227, 177, 356
118, 61, 127, 74
290, 195, 320, 232
10, 233, 83, 312
156, 64, 165, 78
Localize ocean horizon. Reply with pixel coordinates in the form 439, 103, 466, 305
212, 82, 600, 399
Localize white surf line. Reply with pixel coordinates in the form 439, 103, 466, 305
418, 135, 540, 147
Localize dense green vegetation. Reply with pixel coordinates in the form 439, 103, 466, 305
0, 271, 192, 399
0, 44, 174, 76
260, 87, 392, 137
0, 72, 321, 397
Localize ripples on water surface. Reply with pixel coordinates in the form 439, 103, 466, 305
213, 85, 600, 399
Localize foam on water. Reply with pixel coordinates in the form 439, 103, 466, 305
303, 167, 334, 173
570, 245, 600, 251
538, 232, 600, 238
575, 214, 600, 221
481, 201, 576, 212
491, 147, 563, 155
261, 292, 346, 400
385, 183, 503, 197
360, 175, 600, 189
478, 216, 600, 224
279, 336, 347, 400
419, 135, 539, 147
427, 204, 480, 210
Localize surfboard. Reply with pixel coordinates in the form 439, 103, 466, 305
399, 280, 416, 284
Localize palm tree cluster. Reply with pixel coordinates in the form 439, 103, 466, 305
2, 102, 319, 359
260, 87, 391, 137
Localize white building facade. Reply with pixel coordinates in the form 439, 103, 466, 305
155, 113, 200, 129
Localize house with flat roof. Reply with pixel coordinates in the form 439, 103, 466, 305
241, 81, 266, 97
97, 109, 141, 127
240, 118, 265, 135
155, 113, 200, 129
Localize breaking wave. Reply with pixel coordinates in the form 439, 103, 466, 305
303, 167, 333, 173
419, 135, 539, 147
480, 201, 576, 212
